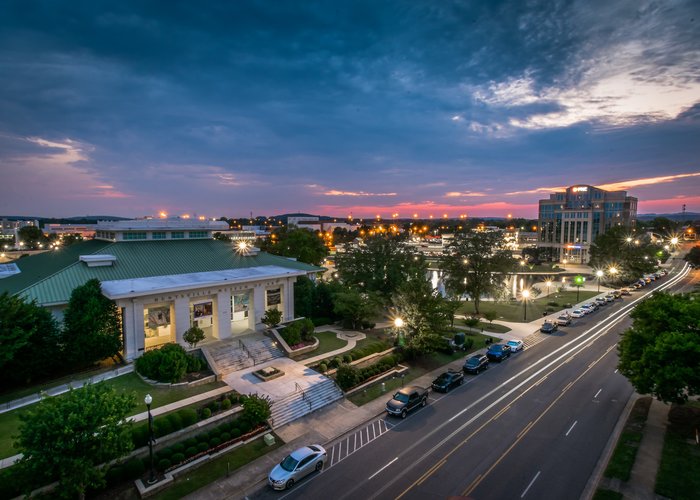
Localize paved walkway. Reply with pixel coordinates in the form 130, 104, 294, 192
301, 328, 366, 365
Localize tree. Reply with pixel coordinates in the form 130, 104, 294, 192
335, 237, 427, 302
333, 287, 380, 330
588, 226, 659, 280
392, 280, 450, 354
293, 276, 316, 319
685, 245, 700, 266
0, 293, 63, 389
618, 292, 700, 404
241, 393, 272, 425
261, 308, 282, 329
260, 228, 328, 265
15, 383, 135, 499
442, 231, 516, 314
17, 226, 46, 249
483, 310, 498, 325
183, 325, 205, 348
62, 279, 123, 368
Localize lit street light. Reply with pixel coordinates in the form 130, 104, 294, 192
595, 269, 604, 293
545, 279, 552, 297
394, 317, 405, 346
144, 394, 156, 484
521, 289, 530, 322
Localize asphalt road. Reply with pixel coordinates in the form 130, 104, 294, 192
250, 263, 693, 500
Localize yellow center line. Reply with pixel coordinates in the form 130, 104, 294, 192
462, 346, 613, 497
416, 459, 447, 486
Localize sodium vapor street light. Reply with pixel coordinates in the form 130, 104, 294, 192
521, 289, 530, 322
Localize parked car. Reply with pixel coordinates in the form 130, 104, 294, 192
595, 297, 608, 306
386, 386, 429, 418
540, 321, 558, 334
506, 339, 524, 352
580, 304, 595, 314
604, 294, 615, 302
570, 309, 586, 318
463, 354, 489, 374
612, 290, 622, 298
620, 288, 631, 295
486, 343, 511, 362
556, 314, 572, 326
432, 369, 464, 392
268, 445, 327, 490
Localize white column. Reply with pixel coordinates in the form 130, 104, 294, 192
125, 300, 145, 359
174, 296, 190, 345
284, 279, 295, 321
216, 290, 232, 339
121, 301, 137, 360
253, 285, 266, 329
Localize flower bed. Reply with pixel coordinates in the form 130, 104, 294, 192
253, 366, 285, 382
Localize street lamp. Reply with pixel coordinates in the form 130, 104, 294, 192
545, 279, 552, 297
595, 269, 604, 293
521, 289, 530, 322
609, 266, 618, 286
394, 318, 405, 347
144, 394, 156, 484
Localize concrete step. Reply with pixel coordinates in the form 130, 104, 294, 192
270, 378, 344, 428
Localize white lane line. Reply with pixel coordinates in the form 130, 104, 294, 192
368, 457, 399, 481
330, 445, 335, 466
521, 470, 541, 498
372, 421, 377, 439
594, 388, 602, 399
565, 421, 578, 437
366, 426, 370, 443
359, 428, 364, 447
354, 432, 357, 452
345, 437, 349, 459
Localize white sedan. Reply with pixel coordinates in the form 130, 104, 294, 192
570, 309, 586, 318
506, 340, 524, 352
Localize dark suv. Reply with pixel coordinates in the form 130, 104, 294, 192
432, 369, 464, 392
486, 343, 511, 362
463, 354, 489, 374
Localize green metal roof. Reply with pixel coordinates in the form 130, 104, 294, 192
2, 240, 322, 306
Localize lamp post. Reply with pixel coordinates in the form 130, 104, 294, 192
145, 394, 156, 484
545, 280, 552, 298
394, 317, 405, 347
595, 269, 604, 293
609, 266, 618, 285
573, 275, 584, 302
521, 289, 530, 322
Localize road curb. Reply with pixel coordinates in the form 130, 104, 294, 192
580, 390, 639, 500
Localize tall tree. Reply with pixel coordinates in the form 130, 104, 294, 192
589, 226, 659, 279
260, 228, 328, 265
618, 292, 700, 404
17, 226, 46, 249
333, 287, 380, 330
0, 293, 62, 389
62, 279, 123, 367
392, 280, 450, 354
335, 237, 427, 302
685, 245, 700, 266
442, 231, 516, 314
15, 383, 135, 499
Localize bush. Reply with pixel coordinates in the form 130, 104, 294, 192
336, 363, 359, 390
463, 338, 474, 350
318, 362, 328, 373
221, 432, 231, 442
167, 412, 183, 431
153, 417, 174, 437
201, 407, 212, 419
158, 458, 171, 471
221, 398, 232, 410
171, 452, 185, 465
171, 443, 185, 454
343, 354, 353, 364
157, 449, 172, 461
312, 316, 333, 327
185, 446, 198, 457
184, 438, 197, 448
210, 436, 221, 447
135, 343, 196, 383
231, 428, 242, 439
183, 326, 205, 348
197, 442, 209, 453
123, 458, 145, 479
131, 424, 149, 447
187, 355, 204, 373
241, 393, 272, 425
237, 419, 252, 434
547, 301, 559, 307
179, 408, 198, 427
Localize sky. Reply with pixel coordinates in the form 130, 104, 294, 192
1, 1, 699, 220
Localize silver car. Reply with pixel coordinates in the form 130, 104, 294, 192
268, 444, 327, 490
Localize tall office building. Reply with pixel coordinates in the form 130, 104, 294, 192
538, 185, 637, 264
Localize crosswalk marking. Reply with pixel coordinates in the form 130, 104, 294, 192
328, 417, 393, 468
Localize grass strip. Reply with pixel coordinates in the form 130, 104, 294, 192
603, 396, 652, 481
655, 419, 700, 499
153, 435, 283, 499
293, 331, 347, 361
592, 489, 623, 500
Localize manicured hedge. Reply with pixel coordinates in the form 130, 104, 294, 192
280, 318, 315, 346
335, 352, 402, 391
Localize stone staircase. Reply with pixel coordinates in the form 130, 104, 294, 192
270, 377, 344, 429
204, 336, 285, 377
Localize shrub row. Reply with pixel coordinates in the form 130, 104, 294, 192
279, 318, 315, 346
318, 340, 391, 371
334, 353, 402, 391
131, 392, 240, 447
135, 344, 207, 383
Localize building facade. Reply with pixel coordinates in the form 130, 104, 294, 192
0, 219, 322, 361
538, 185, 637, 264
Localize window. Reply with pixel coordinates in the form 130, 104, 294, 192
188, 231, 207, 238
123, 232, 146, 240
171, 231, 185, 239
152, 232, 166, 240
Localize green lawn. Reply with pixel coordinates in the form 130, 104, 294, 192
153, 434, 283, 500
456, 319, 511, 334
593, 489, 623, 500
348, 333, 490, 406
655, 419, 700, 499
604, 397, 652, 481
293, 331, 347, 361
459, 290, 598, 323
0, 373, 226, 459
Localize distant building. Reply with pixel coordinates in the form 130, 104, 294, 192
44, 223, 97, 238
538, 185, 637, 264
0, 219, 322, 360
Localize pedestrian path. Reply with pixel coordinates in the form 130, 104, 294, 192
301, 328, 366, 365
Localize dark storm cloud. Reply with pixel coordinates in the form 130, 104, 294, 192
0, 0, 698, 217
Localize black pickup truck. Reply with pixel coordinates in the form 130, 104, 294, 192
385, 386, 429, 418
